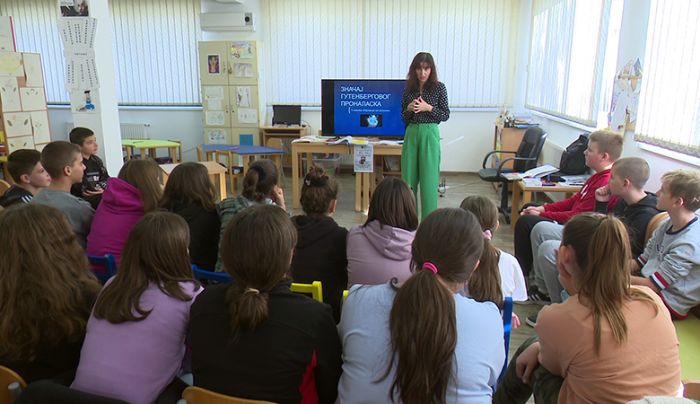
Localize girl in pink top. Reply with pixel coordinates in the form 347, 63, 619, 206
86, 158, 162, 267
495, 213, 680, 404
72, 212, 202, 404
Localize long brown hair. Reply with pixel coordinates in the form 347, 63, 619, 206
0, 204, 101, 361
92, 212, 198, 323
384, 208, 483, 404
300, 166, 338, 216
364, 177, 418, 231
222, 205, 297, 332
160, 162, 216, 211
405, 52, 439, 93
118, 158, 163, 212
459, 195, 503, 307
242, 159, 279, 202
562, 213, 658, 354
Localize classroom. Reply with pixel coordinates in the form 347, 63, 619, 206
1, 0, 699, 403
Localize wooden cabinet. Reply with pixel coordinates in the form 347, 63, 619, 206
493, 126, 526, 170
198, 41, 260, 145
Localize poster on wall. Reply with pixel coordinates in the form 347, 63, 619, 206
231, 42, 253, 59
207, 54, 221, 75
60, 0, 89, 17
70, 89, 97, 113
206, 128, 227, 144
608, 58, 642, 133
0, 16, 15, 51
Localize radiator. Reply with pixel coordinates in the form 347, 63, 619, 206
120, 123, 150, 140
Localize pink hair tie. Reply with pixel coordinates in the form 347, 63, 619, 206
483, 229, 493, 240
422, 262, 439, 274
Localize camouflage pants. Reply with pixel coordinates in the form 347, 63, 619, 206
493, 336, 563, 404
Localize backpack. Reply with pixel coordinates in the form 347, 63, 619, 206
559, 134, 589, 175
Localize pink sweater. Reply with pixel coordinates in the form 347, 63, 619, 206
86, 177, 144, 264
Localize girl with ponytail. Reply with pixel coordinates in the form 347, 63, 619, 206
495, 213, 680, 404
338, 208, 505, 403
188, 205, 342, 403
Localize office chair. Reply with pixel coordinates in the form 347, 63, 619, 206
479, 126, 547, 224
87, 254, 118, 284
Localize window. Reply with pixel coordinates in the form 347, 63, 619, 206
1, 0, 201, 105
635, 0, 700, 157
525, 0, 622, 126
263, 0, 520, 107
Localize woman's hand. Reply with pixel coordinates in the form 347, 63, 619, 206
271, 185, 286, 211
413, 96, 433, 113
516, 342, 541, 385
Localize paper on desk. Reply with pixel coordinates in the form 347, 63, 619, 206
0, 76, 21, 112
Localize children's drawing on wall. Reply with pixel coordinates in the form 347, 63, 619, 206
207, 54, 220, 75
60, 0, 89, 17
206, 128, 227, 144
236, 86, 251, 107
70, 89, 97, 113
231, 42, 253, 59
609, 58, 642, 132
233, 63, 253, 78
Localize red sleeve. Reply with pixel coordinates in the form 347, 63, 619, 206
540, 170, 613, 224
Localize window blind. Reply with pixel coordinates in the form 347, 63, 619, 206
635, 0, 700, 157
264, 0, 519, 107
0, 0, 201, 105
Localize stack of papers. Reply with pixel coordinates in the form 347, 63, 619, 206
501, 164, 559, 181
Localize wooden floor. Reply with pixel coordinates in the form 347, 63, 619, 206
278, 170, 541, 371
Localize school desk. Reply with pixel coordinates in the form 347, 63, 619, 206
122, 139, 182, 163
199, 144, 285, 196
511, 180, 581, 226
159, 160, 227, 201
290, 141, 403, 213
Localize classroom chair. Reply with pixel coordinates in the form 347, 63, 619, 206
192, 264, 233, 283
0, 365, 26, 404
499, 296, 514, 383
290, 281, 323, 303
87, 254, 118, 284
645, 211, 670, 244
16, 379, 127, 404
179, 386, 275, 404
342, 289, 348, 301
0, 180, 10, 197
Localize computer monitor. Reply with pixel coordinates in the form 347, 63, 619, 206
272, 105, 302, 126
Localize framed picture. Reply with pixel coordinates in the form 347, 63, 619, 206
60, 0, 89, 17
207, 54, 221, 75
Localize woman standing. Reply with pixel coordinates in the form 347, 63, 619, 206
401, 52, 450, 219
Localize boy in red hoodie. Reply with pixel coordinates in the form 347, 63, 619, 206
513, 130, 623, 280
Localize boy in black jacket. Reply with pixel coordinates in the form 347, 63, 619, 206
69, 127, 109, 209
0, 149, 51, 208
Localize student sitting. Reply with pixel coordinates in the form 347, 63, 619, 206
86, 159, 162, 265
32, 141, 95, 248
188, 205, 342, 403
161, 162, 220, 271
69, 127, 109, 209
0, 149, 51, 208
631, 169, 700, 319
290, 166, 347, 322
346, 177, 417, 286
338, 208, 504, 403
215, 159, 285, 272
527, 157, 661, 308
514, 130, 622, 278
494, 214, 681, 403
460, 195, 527, 303
72, 212, 202, 403
0, 204, 101, 383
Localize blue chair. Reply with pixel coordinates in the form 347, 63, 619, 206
192, 264, 232, 283
87, 254, 117, 284
499, 296, 514, 383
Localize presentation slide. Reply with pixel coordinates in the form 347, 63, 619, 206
324, 79, 405, 136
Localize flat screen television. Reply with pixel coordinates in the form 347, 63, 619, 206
272, 104, 301, 126
321, 79, 406, 137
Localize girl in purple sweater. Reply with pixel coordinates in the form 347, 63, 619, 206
72, 212, 202, 403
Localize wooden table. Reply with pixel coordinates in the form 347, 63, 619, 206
122, 139, 182, 162
200, 144, 285, 195
261, 125, 307, 147
159, 160, 227, 201
511, 180, 581, 225
290, 141, 403, 213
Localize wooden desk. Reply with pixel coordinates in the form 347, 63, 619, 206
290, 141, 403, 213
200, 144, 285, 195
511, 180, 581, 226
261, 125, 307, 147
160, 160, 227, 201
122, 139, 182, 163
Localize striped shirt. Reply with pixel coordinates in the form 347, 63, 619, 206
401, 81, 450, 124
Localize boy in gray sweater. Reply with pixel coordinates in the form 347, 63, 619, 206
631, 169, 700, 319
